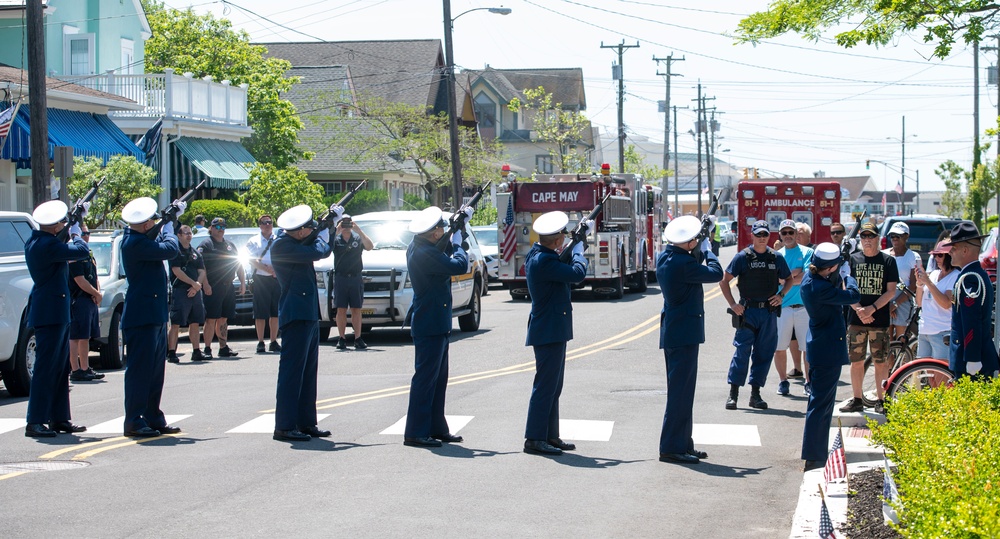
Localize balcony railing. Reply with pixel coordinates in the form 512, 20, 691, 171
57, 68, 248, 126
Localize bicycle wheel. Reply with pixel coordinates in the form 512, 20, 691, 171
861, 343, 914, 407
885, 362, 955, 400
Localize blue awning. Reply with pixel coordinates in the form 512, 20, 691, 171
169, 137, 255, 190
0, 106, 146, 168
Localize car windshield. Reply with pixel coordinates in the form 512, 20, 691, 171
90, 240, 114, 277
902, 221, 947, 241
193, 232, 256, 268
357, 220, 416, 250
474, 227, 497, 246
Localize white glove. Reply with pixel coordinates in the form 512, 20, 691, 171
79, 201, 90, 218
172, 200, 187, 217
69, 223, 82, 237
967, 361, 983, 375
161, 221, 175, 237
329, 204, 345, 220
462, 207, 474, 221
572, 241, 585, 256
451, 230, 463, 246
700, 237, 711, 253
580, 219, 595, 234
318, 228, 330, 243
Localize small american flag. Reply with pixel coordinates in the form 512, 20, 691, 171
500, 195, 517, 263
824, 428, 847, 483
0, 101, 21, 140
894, 182, 903, 195
818, 498, 837, 538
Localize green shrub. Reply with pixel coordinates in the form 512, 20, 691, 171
870, 377, 1000, 538
182, 200, 254, 228
470, 204, 497, 226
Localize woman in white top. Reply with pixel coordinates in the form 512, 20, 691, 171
914, 241, 958, 360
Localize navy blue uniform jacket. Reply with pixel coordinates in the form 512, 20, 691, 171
524, 243, 587, 346
270, 231, 332, 329
655, 245, 723, 348
25, 231, 90, 328
950, 261, 1000, 376
406, 236, 468, 337
121, 227, 179, 329
800, 272, 861, 367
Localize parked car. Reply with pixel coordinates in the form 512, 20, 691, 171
879, 215, 973, 265
981, 227, 997, 284
0, 211, 38, 396
314, 211, 487, 337
716, 220, 737, 247
471, 224, 499, 282
192, 227, 258, 326
87, 232, 127, 369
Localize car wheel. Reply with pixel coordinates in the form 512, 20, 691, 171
458, 287, 482, 331
629, 257, 648, 293
99, 309, 125, 370
1, 323, 35, 397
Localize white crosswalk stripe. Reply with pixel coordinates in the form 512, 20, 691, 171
86, 415, 192, 434
0, 418, 25, 435
692, 424, 761, 446
380, 415, 474, 435
227, 413, 331, 433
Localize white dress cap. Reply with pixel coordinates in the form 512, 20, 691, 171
532, 211, 569, 235
408, 206, 445, 234
812, 242, 843, 268
32, 200, 69, 226
277, 204, 314, 230
121, 197, 159, 225
664, 215, 701, 244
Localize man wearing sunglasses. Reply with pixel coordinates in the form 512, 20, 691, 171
198, 218, 246, 358
68, 223, 105, 381
942, 222, 999, 378
882, 222, 918, 343
247, 215, 281, 354
773, 219, 813, 397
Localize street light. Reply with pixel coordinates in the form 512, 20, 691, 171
886, 115, 916, 214
443, 2, 511, 209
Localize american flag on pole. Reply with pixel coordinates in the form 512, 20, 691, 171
824, 428, 847, 484
500, 195, 517, 263
894, 182, 903, 195
0, 100, 22, 140
881, 192, 887, 214
818, 498, 837, 538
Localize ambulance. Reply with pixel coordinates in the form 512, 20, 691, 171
735, 181, 842, 250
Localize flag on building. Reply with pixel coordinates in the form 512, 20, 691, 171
500, 195, 517, 263
136, 117, 163, 164
881, 192, 887, 214
818, 498, 837, 538
824, 428, 847, 484
894, 182, 903, 195
0, 100, 22, 141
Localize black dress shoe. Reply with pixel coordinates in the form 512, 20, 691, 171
25, 423, 56, 438
687, 449, 708, 459
50, 421, 87, 434
273, 429, 311, 442
125, 427, 161, 438
432, 432, 463, 443
803, 460, 825, 472
659, 452, 700, 464
548, 438, 576, 451
299, 426, 331, 438
152, 425, 181, 435
524, 439, 562, 455
403, 436, 442, 448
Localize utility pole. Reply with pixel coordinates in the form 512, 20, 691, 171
654, 53, 684, 195
672, 105, 688, 218
974, 40, 982, 201
901, 115, 906, 214
27, 0, 49, 207
707, 107, 720, 198
602, 40, 639, 173
693, 83, 703, 216
986, 38, 1000, 217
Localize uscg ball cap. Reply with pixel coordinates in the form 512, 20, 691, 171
408, 206, 447, 234
751, 220, 770, 235
812, 242, 843, 268
121, 197, 159, 225
664, 215, 701, 244
532, 211, 569, 236
32, 200, 69, 226
277, 204, 315, 231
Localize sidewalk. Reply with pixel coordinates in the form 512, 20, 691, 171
788, 398, 888, 538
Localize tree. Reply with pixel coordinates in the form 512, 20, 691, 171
141, 1, 310, 168
67, 156, 160, 228
507, 87, 592, 174
936, 160, 968, 219
623, 144, 668, 182
240, 163, 325, 220
736, 0, 1000, 59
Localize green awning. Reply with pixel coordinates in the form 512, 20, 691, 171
171, 137, 256, 190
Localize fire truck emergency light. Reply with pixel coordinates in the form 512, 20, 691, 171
802, 186, 814, 195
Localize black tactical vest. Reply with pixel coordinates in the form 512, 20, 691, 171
737, 247, 779, 301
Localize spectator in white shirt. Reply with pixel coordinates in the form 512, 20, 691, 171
914, 242, 958, 360
883, 222, 918, 342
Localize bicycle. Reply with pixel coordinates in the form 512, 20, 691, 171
883, 357, 955, 400
860, 284, 919, 407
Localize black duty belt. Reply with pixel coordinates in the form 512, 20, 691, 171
788, 304, 804, 309
741, 300, 770, 309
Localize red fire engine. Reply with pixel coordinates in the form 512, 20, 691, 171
496, 164, 664, 300
736, 180, 842, 250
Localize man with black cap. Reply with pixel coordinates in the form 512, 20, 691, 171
402, 206, 472, 448
23, 200, 92, 438
198, 217, 246, 358
120, 196, 183, 437
522, 211, 590, 456
269, 203, 337, 442
718, 220, 792, 411
799, 242, 861, 471
944, 222, 1000, 378
656, 214, 723, 464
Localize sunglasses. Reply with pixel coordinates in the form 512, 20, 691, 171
830, 230, 845, 235
933, 253, 946, 258
889, 234, 903, 239
780, 230, 796, 236
753, 232, 770, 238
213, 225, 225, 230
260, 221, 273, 226
80, 232, 90, 237
860, 234, 878, 239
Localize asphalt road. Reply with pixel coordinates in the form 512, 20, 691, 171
0, 244, 823, 538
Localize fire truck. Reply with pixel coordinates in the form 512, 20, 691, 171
735, 180, 842, 250
495, 164, 664, 300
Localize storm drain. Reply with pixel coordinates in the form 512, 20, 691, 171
610, 388, 666, 396
0, 461, 90, 474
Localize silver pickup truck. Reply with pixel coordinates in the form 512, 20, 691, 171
0, 211, 39, 396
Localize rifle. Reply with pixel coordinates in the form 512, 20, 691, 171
558, 191, 612, 264
146, 179, 207, 239
435, 180, 492, 252
691, 192, 720, 263
58, 176, 105, 242
303, 180, 368, 244
842, 209, 867, 261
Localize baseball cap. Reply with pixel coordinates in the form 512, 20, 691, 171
888, 222, 909, 235
859, 222, 878, 234
211, 217, 226, 228
779, 219, 796, 231
751, 221, 769, 235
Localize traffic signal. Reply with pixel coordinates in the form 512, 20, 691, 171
753, 168, 759, 179
742, 168, 749, 180
866, 159, 870, 170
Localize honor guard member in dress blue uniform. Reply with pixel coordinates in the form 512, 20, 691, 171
655, 215, 724, 464
522, 211, 589, 456
800, 243, 861, 471
719, 221, 792, 411
120, 197, 183, 437
23, 201, 92, 438
943, 222, 1000, 377
269, 204, 336, 442
402, 206, 472, 448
